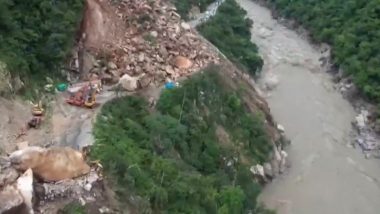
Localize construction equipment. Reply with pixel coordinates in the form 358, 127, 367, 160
84, 86, 96, 108
66, 83, 97, 108
32, 101, 44, 116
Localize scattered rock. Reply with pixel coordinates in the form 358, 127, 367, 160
84, 183, 92, 192
119, 73, 139, 91
107, 61, 118, 70
17, 141, 29, 150
263, 162, 273, 178
279, 150, 288, 173
138, 73, 152, 88
80, 50, 98, 79
150, 31, 158, 38
250, 164, 266, 181
355, 110, 369, 130
181, 22, 191, 30
0, 167, 19, 188
138, 53, 145, 62
37, 170, 100, 202
78, 0, 219, 88
173, 56, 193, 69
0, 185, 24, 213
17, 168, 34, 214
10, 147, 90, 182
99, 206, 111, 213
277, 124, 285, 133
263, 73, 279, 91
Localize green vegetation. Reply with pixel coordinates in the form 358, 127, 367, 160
267, 0, 380, 101
198, 0, 263, 77
58, 201, 86, 214
92, 68, 273, 213
0, 0, 83, 84
173, 0, 215, 19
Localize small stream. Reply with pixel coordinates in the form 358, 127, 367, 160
234, 0, 380, 213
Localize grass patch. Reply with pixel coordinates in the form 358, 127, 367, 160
58, 201, 86, 214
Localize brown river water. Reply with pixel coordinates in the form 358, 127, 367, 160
235, 0, 380, 213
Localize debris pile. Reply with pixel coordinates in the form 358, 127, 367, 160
76, 0, 219, 90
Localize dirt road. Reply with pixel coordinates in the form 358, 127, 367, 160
235, 0, 380, 213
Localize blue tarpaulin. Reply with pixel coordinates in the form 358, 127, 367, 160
165, 82, 175, 89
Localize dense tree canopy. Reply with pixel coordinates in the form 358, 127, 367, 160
0, 0, 83, 80
198, 0, 263, 77
92, 69, 273, 213
267, 0, 380, 101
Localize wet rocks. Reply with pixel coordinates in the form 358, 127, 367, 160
352, 109, 380, 157
277, 124, 285, 133
250, 164, 266, 181
263, 162, 273, 178
262, 73, 279, 91
355, 110, 369, 130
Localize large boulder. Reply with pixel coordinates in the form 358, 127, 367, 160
10, 147, 90, 182
119, 74, 139, 91
173, 56, 192, 69
263, 73, 279, 91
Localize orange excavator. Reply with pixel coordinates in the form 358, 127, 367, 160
66, 84, 97, 108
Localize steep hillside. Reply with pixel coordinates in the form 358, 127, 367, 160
0, 0, 83, 93
92, 66, 281, 213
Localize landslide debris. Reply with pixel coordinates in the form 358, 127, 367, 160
76, 0, 220, 88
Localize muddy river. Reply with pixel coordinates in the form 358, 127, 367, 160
235, 0, 380, 213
